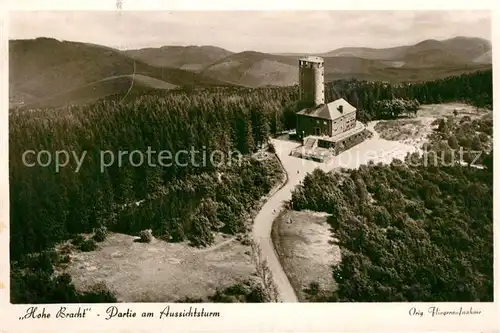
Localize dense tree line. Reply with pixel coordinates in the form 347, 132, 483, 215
372, 98, 420, 119
290, 114, 493, 301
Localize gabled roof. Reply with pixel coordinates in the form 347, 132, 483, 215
297, 98, 356, 120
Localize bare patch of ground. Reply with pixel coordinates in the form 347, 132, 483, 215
374, 119, 434, 147
272, 210, 340, 302
417, 103, 489, 119
373, 103, 489, 148
57, 232, 256, 302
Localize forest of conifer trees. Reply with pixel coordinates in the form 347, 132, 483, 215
292, 157, 493, 301
9, 69, 492, 303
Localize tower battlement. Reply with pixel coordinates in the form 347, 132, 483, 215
299, 56, 324, 63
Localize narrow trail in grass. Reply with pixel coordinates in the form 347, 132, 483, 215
195, 237, 236, 253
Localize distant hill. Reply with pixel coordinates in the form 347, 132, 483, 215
324, 37, 492, 67
9, 38, 232, 108
200, 49, 489, 87
439, 37, 492, 63
321, 45, 408, 60
400, 38, 492, 67
199, 51, 395, 87
9, 36, 492, 107
123, 45, 233, 71
199, 51, 299, 87
323, 63, 492, 83
31, 74, 178, 108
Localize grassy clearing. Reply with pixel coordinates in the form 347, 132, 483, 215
417, 103, 489, 119
57, 232, 256, 302
272, 210, 340, 302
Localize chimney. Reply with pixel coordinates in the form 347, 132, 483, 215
338, 105, 343, 113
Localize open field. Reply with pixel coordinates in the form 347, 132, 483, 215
57, 233, 256, 302
417, 102, 489, 118
272, 210, 339, 302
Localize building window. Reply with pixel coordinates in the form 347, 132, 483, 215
323, 121, 327, 125
316, 120, 319, 124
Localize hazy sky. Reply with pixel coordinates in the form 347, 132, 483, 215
10, 11, 491, 53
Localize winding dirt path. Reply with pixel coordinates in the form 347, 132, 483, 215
252, 139, 330, 302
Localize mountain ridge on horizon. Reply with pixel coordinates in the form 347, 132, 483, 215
10, 35, 491, 55
9, 35, 492, 108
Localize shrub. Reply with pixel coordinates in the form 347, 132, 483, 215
139, 229, 153, 243
78, 281, 117, 303
267, 142, 276, 154
240, 235, 251, 246
59, 243, 73, 255
306, 281, 320, 296
447, 135, 459, 149
438, 119, 448, 133
460, 115, 472, 123
71, 235, 85, 247
471, 136, 482, 151
79, 239, 97, 252
92, 226, 108, 242
208, 281, 266, 303
25, 251, 54, 274
59, 255, 71, 264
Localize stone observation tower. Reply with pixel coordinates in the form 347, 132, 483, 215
294, 55, 365, 163
299, 56, 325, 107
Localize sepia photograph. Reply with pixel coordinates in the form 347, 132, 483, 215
6, 8, 494, 309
